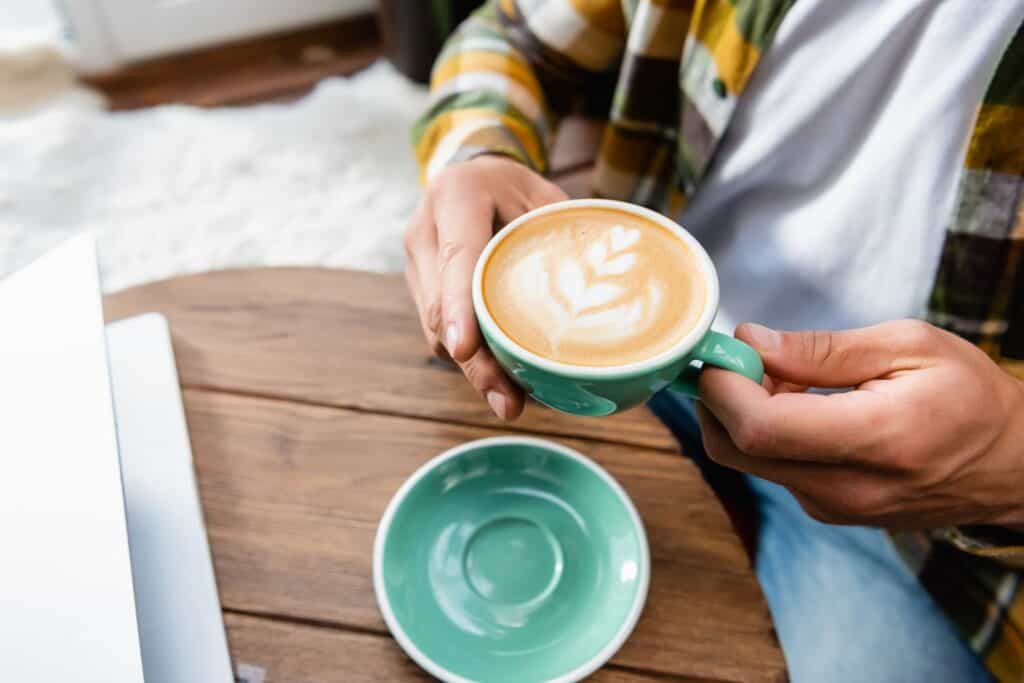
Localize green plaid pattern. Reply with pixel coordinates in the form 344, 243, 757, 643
927, 23, 1024, 373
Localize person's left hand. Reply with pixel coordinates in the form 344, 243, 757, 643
697, 319, 1024, 530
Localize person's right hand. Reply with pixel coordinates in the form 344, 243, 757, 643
404, 155, 568, 420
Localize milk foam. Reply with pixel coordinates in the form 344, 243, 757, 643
508, 227, 660, 346
483, 208, 706, 367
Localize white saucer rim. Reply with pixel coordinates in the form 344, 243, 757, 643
372, 435, 651, 683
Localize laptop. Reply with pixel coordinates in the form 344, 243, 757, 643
0, 236, 233, 682
108, 312, 234, 683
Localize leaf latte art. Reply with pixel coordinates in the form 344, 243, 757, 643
510, 225, 657, 343
483, 208, 706, 367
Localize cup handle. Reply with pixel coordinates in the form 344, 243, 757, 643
670, 331, 765, 399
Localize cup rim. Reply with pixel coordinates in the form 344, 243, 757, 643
472, 198, 720, 379
372, 435, 651, 683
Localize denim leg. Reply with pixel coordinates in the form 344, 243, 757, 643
647, 390, 991, 683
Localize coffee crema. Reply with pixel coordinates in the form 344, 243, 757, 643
482, 207, 707, 367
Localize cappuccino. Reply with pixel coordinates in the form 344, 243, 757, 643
482, 207, 706, 367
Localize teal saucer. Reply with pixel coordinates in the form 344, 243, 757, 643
373, 437, 649, 683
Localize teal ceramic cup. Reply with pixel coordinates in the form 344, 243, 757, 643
472, 198, 764, 416
374, 436, 649, 683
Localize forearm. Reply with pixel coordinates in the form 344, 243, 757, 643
413, 0, 624, 182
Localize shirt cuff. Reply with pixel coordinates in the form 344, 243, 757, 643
416, 114, 545, 185
936, 526, 1024, 568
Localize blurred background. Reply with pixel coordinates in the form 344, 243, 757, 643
2, 0, 483, 76
0, 1, 502, 291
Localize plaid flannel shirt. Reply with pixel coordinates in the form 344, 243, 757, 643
412, 1, 1024, 678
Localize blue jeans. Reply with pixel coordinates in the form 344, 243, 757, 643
648, 391, 991, 683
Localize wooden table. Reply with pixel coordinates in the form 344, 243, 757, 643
104, 268, 785, 683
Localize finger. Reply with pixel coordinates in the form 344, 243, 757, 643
409, 223, 447, 355
404, 206, 446, 354
697, 404, 880, 524
434, 192, 493, 363
763, 375, 808, 396
735, 319, 936, 389
699, 367, 885, 462
456, 345, 526, 421
789, 491, 860, 526
525, 173, 569, 207
696, 402, 832, 488
404, 262, 440, 353
492, 169, 568, 224
771, 382, 809, 395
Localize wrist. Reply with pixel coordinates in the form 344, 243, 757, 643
466, 150, 533, 172
996, 377, 1024, 530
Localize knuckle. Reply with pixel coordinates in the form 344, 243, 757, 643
806, 507, 837, 524
461, 355, 495, 391
416, 313, 442, 354
802, 329, 839, 366
891, 319, 935, 350
430, 338, 447, 358
433, 161, 480, 193
795, 495, 838, 524
424, 297, 443, 334
426, 179, 451, 204
733, 425, 758, 454
733, 415, 773, 456
438, 240, 466, 269
530, 179, 567, 205
862, 419, 917, 473
828, 494, 861, 520
404, 202, 433, 255
861, 401, 913, 460
458, 354, 479, 382
702, 438, 724, 465
402, 228, 417, 257
431, 164, 460, 188
812, 501, 855, 525
882, 447, 919, 477
842, 484, 884, 518
824, 480, 889, 523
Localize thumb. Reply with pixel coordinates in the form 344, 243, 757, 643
734, 321, 927, 388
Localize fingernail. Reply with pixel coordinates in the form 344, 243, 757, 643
486, 391, 509, 420
445, 322, 459, 354
743, 323, 781, 351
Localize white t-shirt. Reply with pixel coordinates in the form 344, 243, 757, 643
681, 0, 1024, 335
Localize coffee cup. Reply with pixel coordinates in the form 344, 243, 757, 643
472, 198, 763, 416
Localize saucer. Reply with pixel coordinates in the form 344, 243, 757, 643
373, 436, 649, 683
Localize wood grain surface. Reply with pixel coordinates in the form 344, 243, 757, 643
104, 269, 677, 451
224, 612, 707, 682
184, 389, 780, 682
104, 268, 785, 682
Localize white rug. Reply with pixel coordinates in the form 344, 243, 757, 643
0, 46, 428, 292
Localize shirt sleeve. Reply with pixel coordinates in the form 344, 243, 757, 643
937, 526, 1024, 569
952, 358, 1024, 567
412, 0, 626, 184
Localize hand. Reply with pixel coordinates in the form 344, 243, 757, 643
404, 155, 568, 420
697, 320, 1024, 529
